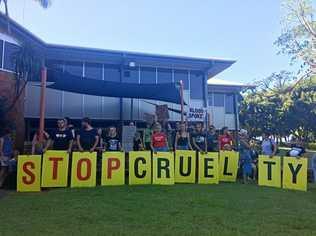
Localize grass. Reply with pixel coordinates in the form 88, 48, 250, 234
0, 183, 316, 236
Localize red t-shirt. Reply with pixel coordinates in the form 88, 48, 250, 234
219, 134, 233, 150
152, 132, 167, 148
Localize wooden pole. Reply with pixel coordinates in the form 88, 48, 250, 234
38, 67, 47, 142
180, 80, 184, 123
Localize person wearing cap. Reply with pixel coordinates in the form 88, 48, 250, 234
238, 129, 253, 184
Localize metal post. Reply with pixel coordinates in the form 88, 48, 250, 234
39, 67, 47, 142
180, 80, 184, 123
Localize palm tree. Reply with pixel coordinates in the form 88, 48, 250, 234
0, 0, 51, 33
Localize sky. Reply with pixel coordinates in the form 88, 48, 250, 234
4, 0, 296, 84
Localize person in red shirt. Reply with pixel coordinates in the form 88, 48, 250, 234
218, 126, 233, 150
151, 123, 169, 152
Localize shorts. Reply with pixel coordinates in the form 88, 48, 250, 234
153, 146, 169, 152
0, 156, 10, 167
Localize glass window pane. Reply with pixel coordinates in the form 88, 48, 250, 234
140, 67, 156, 84
85, 62, 102, 80
104, 64, 120, 82
0, 40, 3, 68
214, 93, 224, 107
64, 61, 83, 76
3, 41, 20, 71
225, 94, 235, 114
122, 66, 139, 83
190, 70, 204, 99
208, 94, 213, 106
174, 69, 189, 89
157, 68, 172, 84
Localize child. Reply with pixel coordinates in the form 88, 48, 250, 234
151, 123, 168, 152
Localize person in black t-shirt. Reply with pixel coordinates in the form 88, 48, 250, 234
44, 119, 73, 153
104, 126, 122, 151
77, 117, 99, 152
192, 122, 207, 153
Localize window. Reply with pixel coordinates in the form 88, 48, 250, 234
0, 40, 3, 68
174, 69, 189, 89
64, 61, 83, 76
46, 59, 64, 72
122, 66, 139, 83
190, 70, 204, 99
140, 67, 156, 84
214, 93, 224, 107
85, 62, 102, 80
157, 68, 172, 84
208, 94, 213, 106
104, 64, 120, 82
225, 94, 235, 114
3, 41, 20, 71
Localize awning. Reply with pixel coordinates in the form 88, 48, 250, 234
45, 69, 185, 104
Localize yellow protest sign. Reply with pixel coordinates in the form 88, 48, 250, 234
17, 155, 42, 192
41, 150, 69, 187
258, 155, 281, 188
102, 152, 125, 186
219, 151, 239, 182
153, 152, 174, 185
129, 151, 151, 185
71, 152, 97, 188
198, 152, 219, 184
283, 157, 307, 191
175, 150, 196, 183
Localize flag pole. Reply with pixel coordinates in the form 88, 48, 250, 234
180, 80, 184, 123
38, 66, 47, 142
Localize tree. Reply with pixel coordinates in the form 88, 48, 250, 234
0, 0, 51, 33
275, 0, 316, 78
240, 72, 316, 142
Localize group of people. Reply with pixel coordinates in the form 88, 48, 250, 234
0, 116, 310, 188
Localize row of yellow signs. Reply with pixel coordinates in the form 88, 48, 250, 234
17, 150, 308, 192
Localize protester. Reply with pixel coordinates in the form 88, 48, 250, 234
287, 137, 305, 158
218, 126, 233, 151
76, 117, 99, 152
249, 140, 259, 181
44, 119, 74, 153
238, 129, 253, 184
143, 123, 152, 151
104, 126, 122, 151
207, 125, 218, 152
31, 129, 49, 155
0, 128, 13, 187
174, 122, 192, 150
192, 122, 207, 153
64, 117, 76, 139
261, 132, 277, 157
133, 132, 144, 151
151, 122, 169, 152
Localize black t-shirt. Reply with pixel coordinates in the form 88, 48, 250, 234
51, 129, 73, 150
105, 135, 121, 151
192, 132, 207, 151
78, 128, 98, 151
207, 133, 218, 152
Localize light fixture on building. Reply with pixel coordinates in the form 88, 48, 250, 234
129, 61, 136, 67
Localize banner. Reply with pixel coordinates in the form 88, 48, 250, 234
129, 151, 151, 185
219, 151, 239, 182
258, 155, 281, 188
17, 155, 42, 192
71, 152, 97, 188
102, 152, 125, 186
283, 157, 307, 191
187, 107, 206, 122
198, 152, 219, 184
41, 151, 69, 187
152, 152, 174, 185
175, 150, 196, 183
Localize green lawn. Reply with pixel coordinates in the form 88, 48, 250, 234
0, 183, 316, 236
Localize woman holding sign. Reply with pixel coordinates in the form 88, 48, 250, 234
174, 122, 192, 151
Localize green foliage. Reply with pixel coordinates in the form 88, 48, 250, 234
308, 142, 316, 150
240, 72, 316, 141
